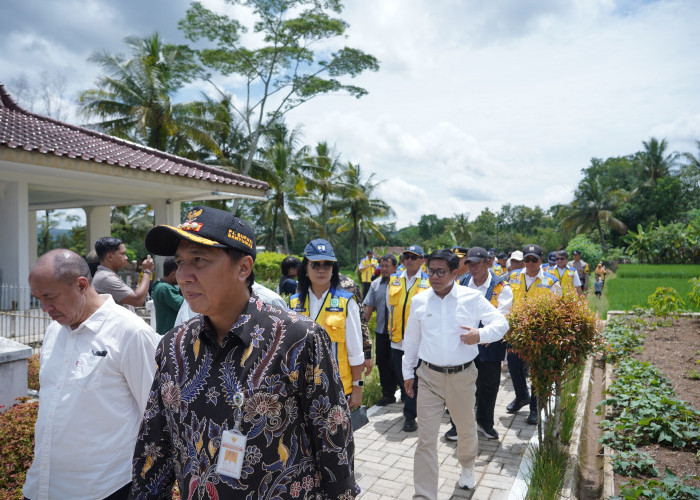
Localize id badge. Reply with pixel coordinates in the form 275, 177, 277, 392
215, 429, 247, 479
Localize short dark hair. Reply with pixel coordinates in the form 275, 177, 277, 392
163, 256, 178, 276
95, 236, 123, 262
380, 254, 397, 266
226, 248, 255, 294
281, 256, 301, 277
427, 249, 459, 271
556, 250, 569, 259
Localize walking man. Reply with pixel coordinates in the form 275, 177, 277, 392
570, 250, 590, 293
358, 249, 378, 297
402, 249, 508, 495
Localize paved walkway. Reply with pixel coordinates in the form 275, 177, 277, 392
353, 368, 537, 500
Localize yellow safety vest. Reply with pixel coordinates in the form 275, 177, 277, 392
290, 289, 353, 395
509, 269, 558, 305
550, 266, 577, 293
387, 272, 431, 343
492, 263, 504, 276
359, 257, 378, 283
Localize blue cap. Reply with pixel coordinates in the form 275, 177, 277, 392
304, 238, 337, 261
403, 245, 424, 257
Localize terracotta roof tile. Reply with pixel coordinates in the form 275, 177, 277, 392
0, 82, 268, 192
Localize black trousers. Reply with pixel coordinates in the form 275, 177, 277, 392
391, 347, 417, 420
25, 482, 130, 500
375, 333, 399, 399
507, 351, 537, 413
474, 359, 502, 429
362, 281, 371, 298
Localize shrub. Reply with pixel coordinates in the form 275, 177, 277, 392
253, 251, 295, 283
27, 354, 39, 392
0, 400, 38, 499
647, 287, 685, 318
565, 235, 603, 268
688, 277, 700, 310
505, 291, 601, 447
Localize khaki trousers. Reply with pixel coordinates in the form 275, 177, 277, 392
413, 362, 478, 500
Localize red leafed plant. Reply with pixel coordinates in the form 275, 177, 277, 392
0, 399, 38, 499
505, 291, 601, 447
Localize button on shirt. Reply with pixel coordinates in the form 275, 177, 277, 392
402, 284, 509, 380
23, 295, 159, 500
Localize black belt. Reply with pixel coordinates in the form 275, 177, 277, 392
424, 361, 472, 374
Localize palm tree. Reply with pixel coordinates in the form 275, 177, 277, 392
329, 163, 394, 263
251, 125, 310, 253
303, 142, 344, 238
639, 137, 674, 187
447, 212, 472, 246
78, 33, 212, 156
560, 175, 628, 251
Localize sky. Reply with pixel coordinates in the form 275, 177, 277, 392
2, 0, 700, 229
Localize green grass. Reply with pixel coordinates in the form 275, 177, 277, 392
615, 264, 700, 279
606, 277, 700, 313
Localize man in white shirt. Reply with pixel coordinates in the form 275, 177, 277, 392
402, 249, 508, 495
23, 249, 159, 500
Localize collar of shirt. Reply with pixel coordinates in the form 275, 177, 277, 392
401, 268, 422, 286
73, 294, 113, 335
197, 294, 267, 349
467, 273, 492, 292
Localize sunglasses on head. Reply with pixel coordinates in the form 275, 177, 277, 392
403, 254, 421, 260
524, 257, 540, 263
310, 261, 334, 270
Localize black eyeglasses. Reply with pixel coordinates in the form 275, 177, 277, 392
555, 257, 567, 261
310, 261, 334, 270
427, 268, 447, 277
403, 254, 421, 260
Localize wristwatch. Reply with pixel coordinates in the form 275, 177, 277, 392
352, 380, 364, 387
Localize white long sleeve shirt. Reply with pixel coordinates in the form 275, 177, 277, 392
402, 283, 509, 379
23, 295, 159, 500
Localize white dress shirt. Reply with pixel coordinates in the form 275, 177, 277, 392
308, 289, 365, 366
23, 295, 159, 500
466, 273, 513, 315
387, 268, 424, 351
402, 283, 509, 380
525, 268, 562, 294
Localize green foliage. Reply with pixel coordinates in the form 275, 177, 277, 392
647, 287, 685, 318
253, 251, 290, 283
688, 277, 700, 309
601, 317, 648, 362
565, 234, 603, 266
612, 449, 659, 477
624, 221, 700, 264
0, 400, 38, 499
613, 469, 700, 500
525, 441, 568, 500
27, 354, 39, 392
605, 269, 700, 314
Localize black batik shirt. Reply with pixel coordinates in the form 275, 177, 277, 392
130, 294, 358, 499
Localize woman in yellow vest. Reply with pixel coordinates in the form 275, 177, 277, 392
289, 238, 365, 409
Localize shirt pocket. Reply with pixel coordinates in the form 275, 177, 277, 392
324, 313, 346, 344
70, 352, 105, 390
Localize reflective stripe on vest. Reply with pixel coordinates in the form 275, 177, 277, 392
509, 270, 558, 305
551, 266, 577, 293
360, 257, 378, 283
387, 272, 431, 343
290, 288, 354, 395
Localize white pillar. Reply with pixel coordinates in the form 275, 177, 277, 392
0, 182, 29, 308
152, 200, 181, 277
84, 206, 112, 254
28, 211, 37, 269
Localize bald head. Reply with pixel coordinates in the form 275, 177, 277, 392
32, 249, 92, 285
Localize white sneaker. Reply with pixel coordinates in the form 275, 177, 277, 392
458, 467, 476, 489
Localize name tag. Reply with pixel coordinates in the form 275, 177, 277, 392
216, 429, 248, 479
325, 307, 344, 312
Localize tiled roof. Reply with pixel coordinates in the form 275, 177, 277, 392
0, 82, 268, 192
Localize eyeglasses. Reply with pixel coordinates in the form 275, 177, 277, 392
555, 257, 567, 261
403, 254, 421, 261
310, 261, 334, 270
427, 268, 447, 277
523, 257, 540, 263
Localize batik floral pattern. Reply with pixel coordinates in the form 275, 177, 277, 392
131, 295, 358, 499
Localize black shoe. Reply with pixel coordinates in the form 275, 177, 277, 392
476, 424, 499, 440
444, 425, 458, 441
375, 396, 396, 406
527, 412, 538, 425
403, 418, 418, 432
506, 398, 530, 414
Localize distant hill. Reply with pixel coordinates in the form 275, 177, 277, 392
36, 227, 72, 239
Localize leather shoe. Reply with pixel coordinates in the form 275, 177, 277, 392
375, 396, 396, 406
403, 418, 417, 432
506, 398, 530, 414
527, 411, 538, 425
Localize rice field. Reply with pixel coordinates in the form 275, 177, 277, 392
598, 264, 700, 317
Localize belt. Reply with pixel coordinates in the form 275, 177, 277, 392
424, 361, 472, 374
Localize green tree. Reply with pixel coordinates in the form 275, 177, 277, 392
446, 213, 472, 247
639, 137, 674, 187
561, 175, 629, 252
78, 33, 211, 155
329, 163, 394, 264
303, 142, 343, 239
251, 124, 310, 253
111, 205, 154, 258
178, 0, 380, 187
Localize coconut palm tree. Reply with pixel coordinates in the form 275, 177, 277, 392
78, 33, 213, 156
302, 142, 344, 239
329, 163, 394, 263
560, 175, 628, 252
639, 137, 674, 187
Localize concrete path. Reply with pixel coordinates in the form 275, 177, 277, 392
353, 368, 537, 499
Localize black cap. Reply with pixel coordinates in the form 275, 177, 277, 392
451, 246, 469, 258
572, 250, 581, 256
522, 244, 543, 259
465, 246, 489, 262
145, 206, 256, 259
497, 252, 507, 260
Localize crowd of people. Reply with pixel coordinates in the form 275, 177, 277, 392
23, 205, 596, 500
